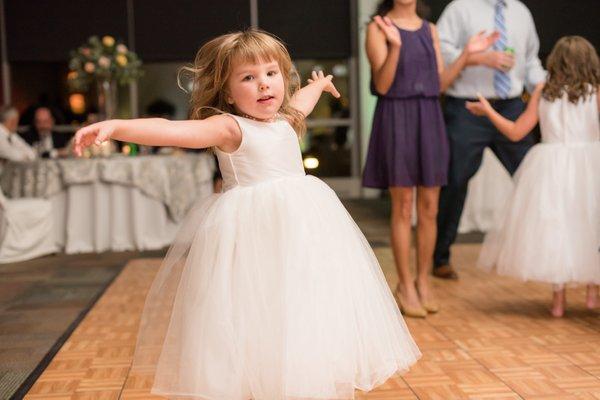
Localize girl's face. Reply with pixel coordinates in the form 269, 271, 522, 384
227, 59, 285, 120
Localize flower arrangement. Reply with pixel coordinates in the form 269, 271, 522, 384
68, 35, 142, 91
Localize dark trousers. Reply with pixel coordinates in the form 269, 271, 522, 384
433, 96, 534, 268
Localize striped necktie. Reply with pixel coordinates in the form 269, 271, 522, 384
493, 0, 511, 98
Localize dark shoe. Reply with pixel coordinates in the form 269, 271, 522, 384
432, 265, 459, 280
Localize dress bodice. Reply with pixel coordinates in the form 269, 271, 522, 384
371, 20, 440, 99
214, 115, 306, 191
539, 91, 600, 144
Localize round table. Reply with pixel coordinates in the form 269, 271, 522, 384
0, 153, 215, 253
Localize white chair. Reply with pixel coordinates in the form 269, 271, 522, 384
0, 188, 57, 263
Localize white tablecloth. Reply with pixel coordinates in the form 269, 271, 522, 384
2, 149, 513, 255
459, 148, 514, 233
2, 153, 215, 254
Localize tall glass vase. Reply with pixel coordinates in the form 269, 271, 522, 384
97, 79, 118, 120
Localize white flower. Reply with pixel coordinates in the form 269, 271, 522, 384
117, 44, 128, 53
98, 56, 111, 68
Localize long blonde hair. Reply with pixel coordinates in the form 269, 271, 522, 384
543, 36, 600, 103
180, 29, 305, 135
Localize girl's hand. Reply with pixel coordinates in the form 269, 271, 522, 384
73, 120, 116, 157
307, 70, 341, 98
465, 93, 493, 116
465, 31, 499, 54
373, 15, 401, 48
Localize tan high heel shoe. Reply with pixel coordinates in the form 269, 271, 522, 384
394, 287, 427, 318
416, 282, 439, 314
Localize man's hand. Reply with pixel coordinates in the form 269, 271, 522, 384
481, 51, 515, 72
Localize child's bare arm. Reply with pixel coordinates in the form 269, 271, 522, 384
74, 114, 240, 156
289, 70, 341, 118
466, 83, 544, 141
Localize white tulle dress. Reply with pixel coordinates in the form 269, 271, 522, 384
132, 114, 420, 400
478, 91, 600, 285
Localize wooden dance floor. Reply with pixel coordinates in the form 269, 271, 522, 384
24, 244, 600, 399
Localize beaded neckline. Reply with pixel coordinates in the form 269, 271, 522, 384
239, 113, 280, 123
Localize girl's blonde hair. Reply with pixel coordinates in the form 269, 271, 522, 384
543, 36, 600, 103
180, 29, 305, 135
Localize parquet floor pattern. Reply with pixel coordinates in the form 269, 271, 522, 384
24, 244, 600, 400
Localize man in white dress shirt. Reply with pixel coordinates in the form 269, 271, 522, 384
433, 0, 546, 279
0, 106, 37, 163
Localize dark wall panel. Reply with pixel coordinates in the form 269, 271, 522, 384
7, 0, 128, 62
258, 0, 351, 59
6, 1, 597, 64
521, 0, 599, 58
133, 0, 250, 62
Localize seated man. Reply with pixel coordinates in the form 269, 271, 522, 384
25, 107, 71, 158
0, 106, 36, 162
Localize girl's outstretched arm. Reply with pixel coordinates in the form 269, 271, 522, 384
289, 70, 341, 117
73, 114, 240, 156
465, 83, 544, 142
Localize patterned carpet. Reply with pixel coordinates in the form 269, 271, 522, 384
0, 249, 165, 400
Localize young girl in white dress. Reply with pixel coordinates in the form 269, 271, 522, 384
74, 30, 420, 400
466, 36, 600, 318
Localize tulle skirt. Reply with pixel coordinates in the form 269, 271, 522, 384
478, 142, 600, 285
132, 174, 420, 400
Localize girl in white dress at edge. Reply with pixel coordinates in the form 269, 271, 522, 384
466, 36, 600, 318
74, 29, 420, 400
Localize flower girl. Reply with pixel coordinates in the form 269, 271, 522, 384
466, 36, 600, 317
75, 29, 420, 399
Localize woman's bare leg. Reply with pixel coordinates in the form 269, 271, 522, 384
389, 187, 422, 311
415, 186, 440, 311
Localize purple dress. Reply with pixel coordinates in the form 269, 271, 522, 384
362, 21, 449, 188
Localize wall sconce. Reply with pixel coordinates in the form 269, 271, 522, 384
69, 93, 86, 114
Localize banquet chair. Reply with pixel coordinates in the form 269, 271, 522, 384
0, 188, 57, 263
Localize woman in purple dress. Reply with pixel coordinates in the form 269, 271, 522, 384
363, 0, 497, 317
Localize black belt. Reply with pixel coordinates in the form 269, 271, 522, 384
447, 95, 520, 106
